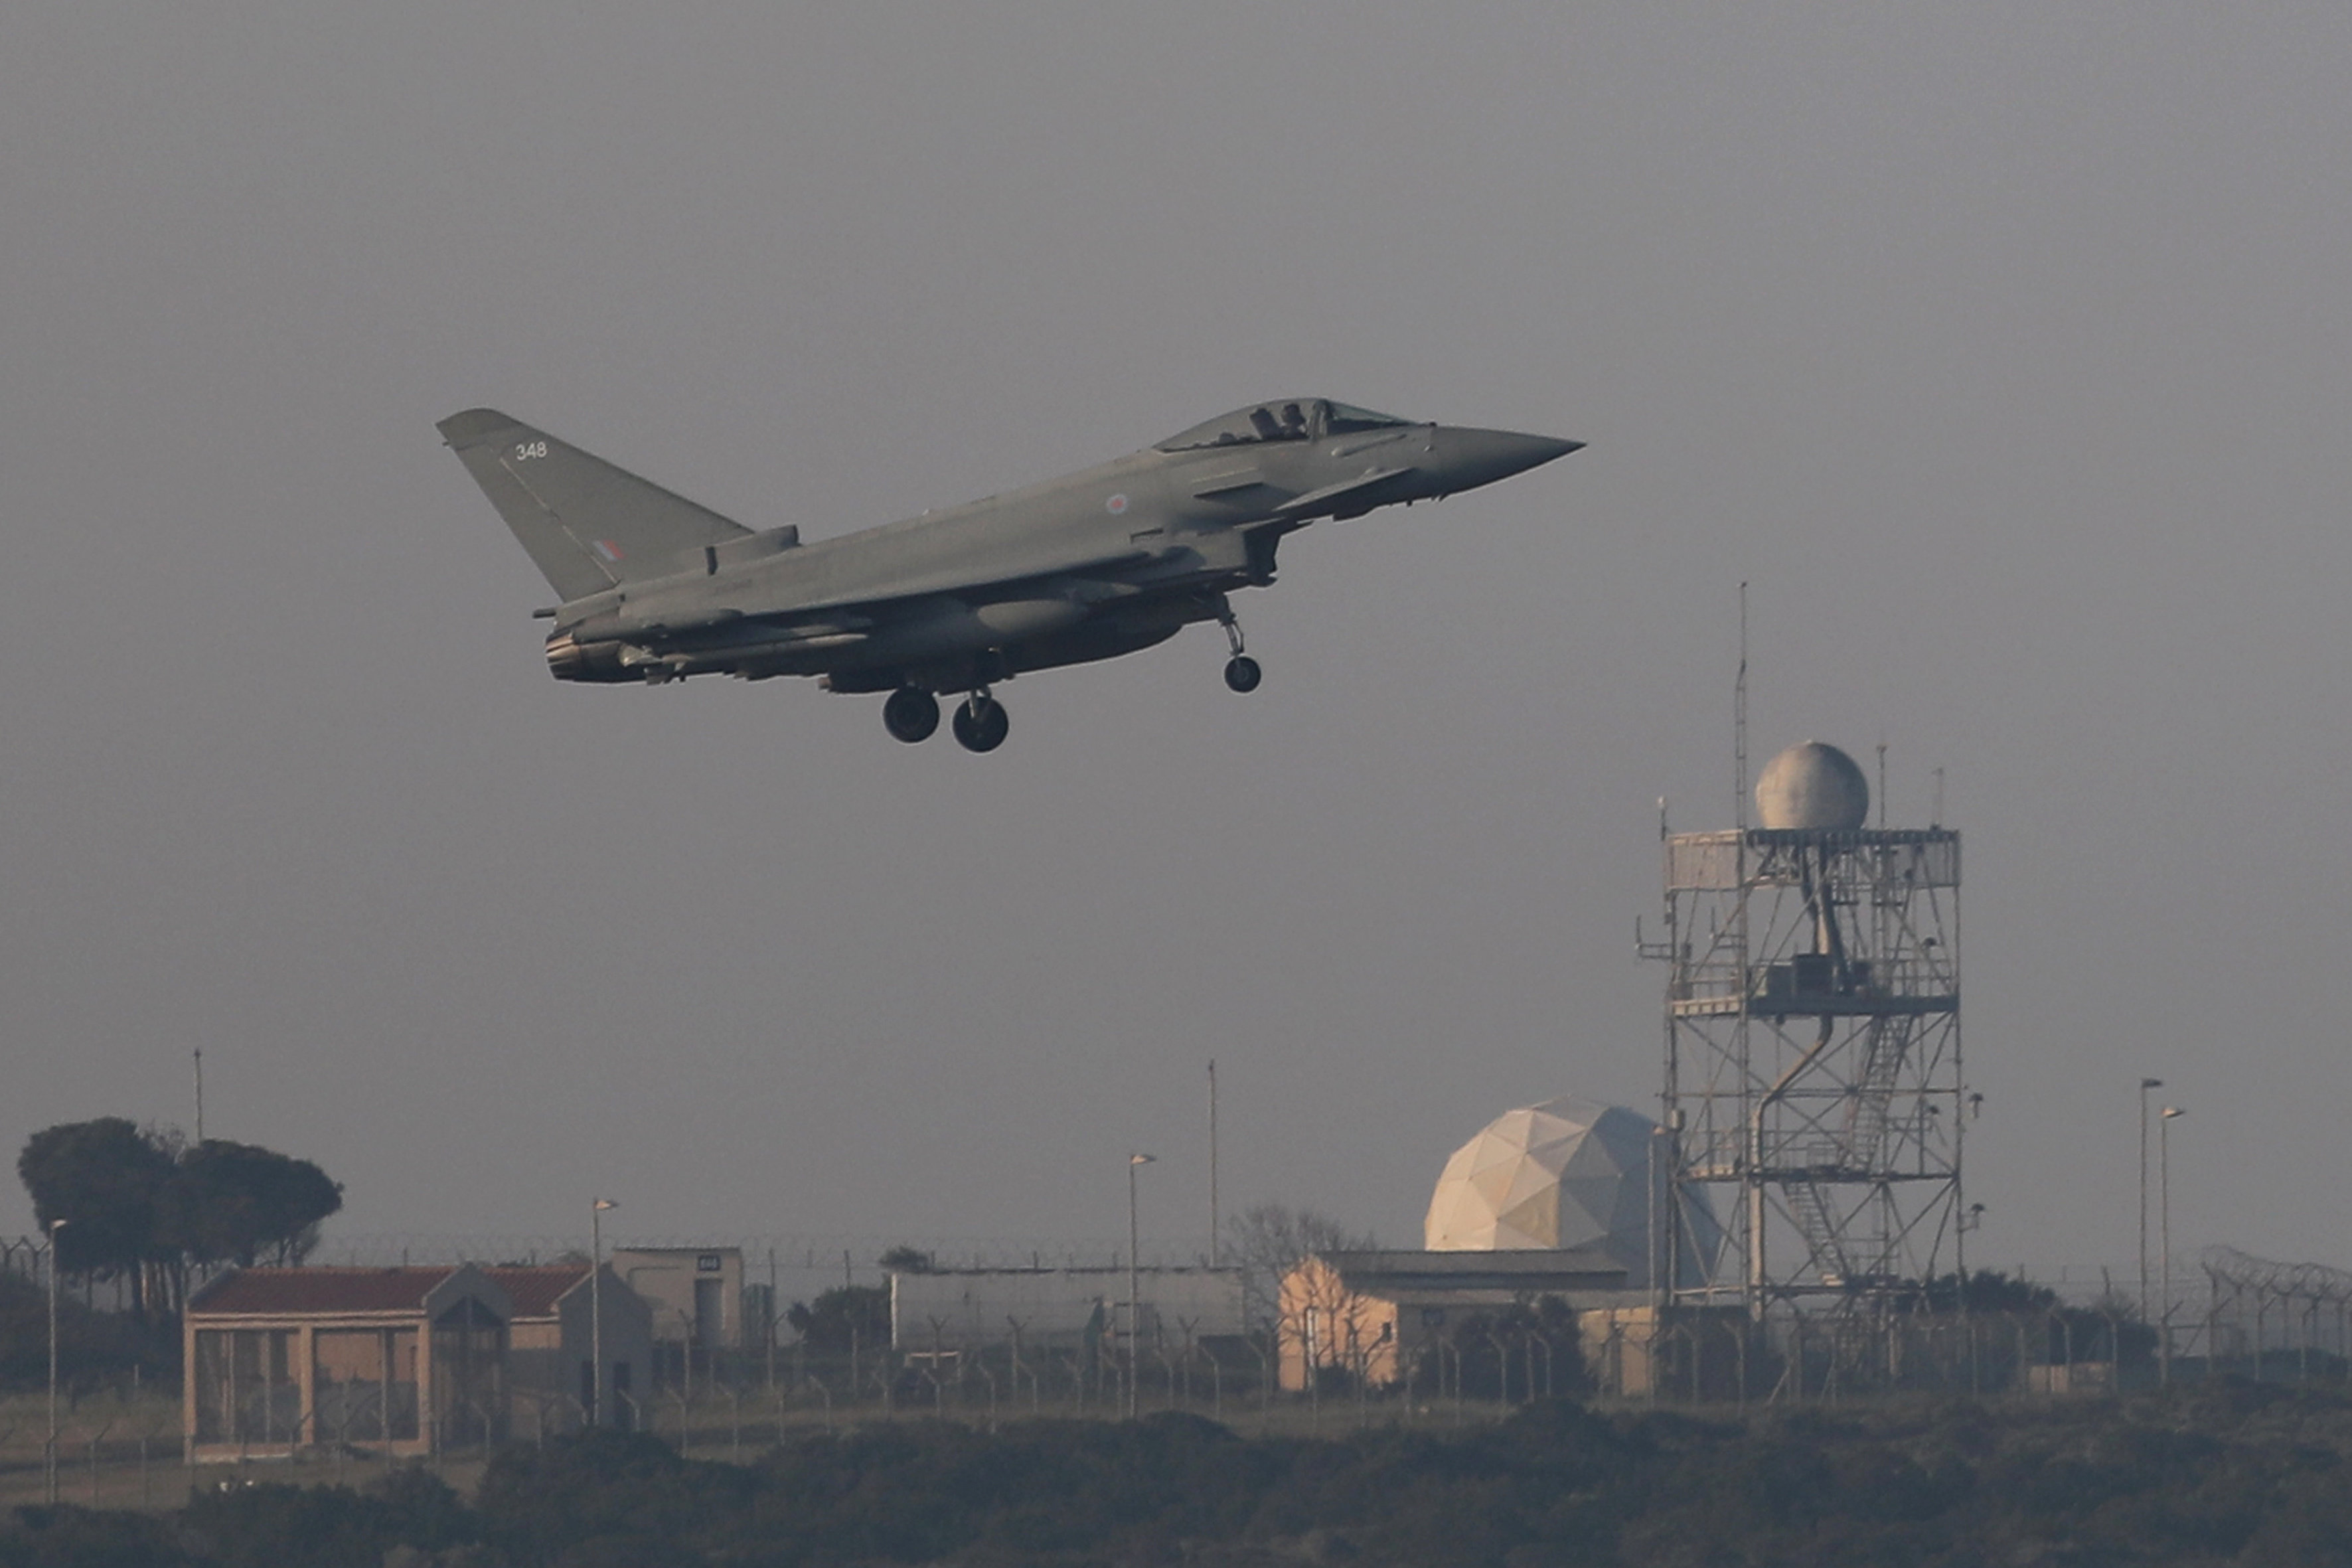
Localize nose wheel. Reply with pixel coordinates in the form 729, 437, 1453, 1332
951, 690, 1010, 753
1216, 605, 1262, 693
882, 686, 940, 744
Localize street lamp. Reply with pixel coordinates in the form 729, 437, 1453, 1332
2159, 1107, 2183, 1385
1127, 1154, 1154, 1420
591, 1198, 618, 1428
2138, 1078, 2163, 1324
45, 1217, 67, 1504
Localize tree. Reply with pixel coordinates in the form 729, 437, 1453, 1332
1222, 1202, 1377, 1332
17, 1117, 178, 1313
159, 1139, 343, 1267
787, 1285, 890, 1352
1414, 1293, 1591, 1400
17, 1119, 345, 1320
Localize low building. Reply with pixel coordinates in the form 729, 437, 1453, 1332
487, 1265, 655, 1434
183, 1263, 662, 1458
1277, 1248, 1650, 1392
890, 1267, 1245, 1354
609, 1246, 745, 1354
183, 1265, 512, 1461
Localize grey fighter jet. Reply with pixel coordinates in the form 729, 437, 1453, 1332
439, 398, 1578, 751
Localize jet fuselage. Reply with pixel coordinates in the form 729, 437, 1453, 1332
441, 396, 1577, 749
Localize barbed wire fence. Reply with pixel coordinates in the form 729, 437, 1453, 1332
14, 1239, 2352, 1500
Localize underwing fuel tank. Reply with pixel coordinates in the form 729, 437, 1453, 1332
545, 597, 1096, 684
844, 596, 1096, 666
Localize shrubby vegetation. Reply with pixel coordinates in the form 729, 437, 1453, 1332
13, 1380, 2352, 1565
786, 1285, 891, 1354
0, 1271, 177, 1389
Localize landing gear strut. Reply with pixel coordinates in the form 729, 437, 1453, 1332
882, 686, 940, 744
1217, 605, 1262, 694
951, 689, 1010, 753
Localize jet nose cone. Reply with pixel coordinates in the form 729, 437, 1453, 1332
1434, 428, 1585, 491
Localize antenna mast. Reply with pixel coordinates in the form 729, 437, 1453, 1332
1734, 583, 1749, 828
1208, 1059, 1220, 1267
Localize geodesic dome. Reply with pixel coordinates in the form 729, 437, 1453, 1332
1424, 1095, 1720, 1288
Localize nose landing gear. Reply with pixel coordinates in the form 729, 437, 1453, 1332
1217, 605, 1262, 693
951, 689, 1010, 753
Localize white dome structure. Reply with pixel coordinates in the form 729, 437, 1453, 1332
1755, 741, 1870, 831
1424, 1095, 1719, 1289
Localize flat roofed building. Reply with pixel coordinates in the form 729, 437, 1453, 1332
609, 1247, 745, 1353
890, 1267, 1245, 1352
183, 1265, 511, 1461
1278, 1248, 1645, 1392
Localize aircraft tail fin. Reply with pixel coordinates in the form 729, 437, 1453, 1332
437, 408, 753, 601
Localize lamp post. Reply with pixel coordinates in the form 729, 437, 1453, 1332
2159, 1107, 2182, 1385
45, 1218, 67, 1504
2138, 1077, 2163, 1324
1127, 1154, 1154, 1420
591, 1198, 618, 1427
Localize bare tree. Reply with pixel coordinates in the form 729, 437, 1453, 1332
1222, 1203, 1377, 1332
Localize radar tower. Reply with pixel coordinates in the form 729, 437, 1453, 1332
1652, 742, 1964, 1318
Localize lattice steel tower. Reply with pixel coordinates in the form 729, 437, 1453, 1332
1647, 742, 1965, 1316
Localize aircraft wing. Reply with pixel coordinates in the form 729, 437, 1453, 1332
574, 543, 1157, 640
781, 545, 1157, 617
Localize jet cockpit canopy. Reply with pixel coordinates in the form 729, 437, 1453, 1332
1154, 399, 1411, 452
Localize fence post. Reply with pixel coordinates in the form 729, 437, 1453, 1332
805, 1376, 832, 1433
1007, 1320, 1033, 1413
1245, 1333, 1272, 1428
1156, 1345, 1181, 1415
88, 1420, 114, 1507
1733, 1318, 1749, 1410
974, 1360, 998, 1432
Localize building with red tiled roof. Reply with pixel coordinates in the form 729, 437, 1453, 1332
184, 1265, 508, 1460
183, 1262, 655, 1457
483, 1265, 654, 1435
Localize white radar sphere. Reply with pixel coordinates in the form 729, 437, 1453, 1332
1425, 1095, 1720, 1289
1755, 741, 1869, 831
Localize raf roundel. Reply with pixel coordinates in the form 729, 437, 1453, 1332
1105, 493, 1129, 516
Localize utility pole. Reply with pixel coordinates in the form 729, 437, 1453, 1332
1208, 1061, 1219, 1268
1127, 1154, 1154, 1419
193, 1050, 206, 1144
46, 1219, 68, 1504
2159, 1107, 2183, 1385
591, 1199, 617, 1426
2139, 1077, 2163, 1324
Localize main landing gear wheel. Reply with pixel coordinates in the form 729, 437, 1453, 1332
882, 686, 940, 744
951, 692, 1010, 753
1215, 601, 1261, 692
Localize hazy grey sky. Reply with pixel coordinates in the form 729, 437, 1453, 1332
4, 4, 2347, 1280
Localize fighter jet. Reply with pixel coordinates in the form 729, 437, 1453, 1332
439, 398, 1579, 751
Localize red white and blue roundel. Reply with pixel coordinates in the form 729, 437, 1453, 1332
1105, 494, 1129, 516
